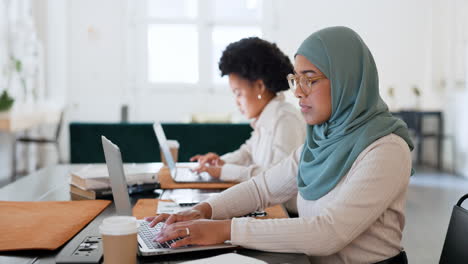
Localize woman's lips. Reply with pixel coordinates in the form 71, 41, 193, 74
299, 103, 311, 113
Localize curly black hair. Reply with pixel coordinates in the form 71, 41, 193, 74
218, 37, 293, 93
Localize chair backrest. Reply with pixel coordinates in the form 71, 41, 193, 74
439, 193, 468, 263
393, 111, 422, 135
54, 111, 65, 141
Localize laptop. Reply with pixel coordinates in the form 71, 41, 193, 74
161, 189, 222, 206
101, 136, 236, 256
153, 122, 225, 183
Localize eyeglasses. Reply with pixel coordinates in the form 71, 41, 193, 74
287, 73, 327, 95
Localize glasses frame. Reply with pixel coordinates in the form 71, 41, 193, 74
287, 73, 327, 95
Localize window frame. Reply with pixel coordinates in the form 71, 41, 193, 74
128, 0, 265, 93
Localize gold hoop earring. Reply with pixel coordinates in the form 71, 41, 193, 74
257, 94, 262, 100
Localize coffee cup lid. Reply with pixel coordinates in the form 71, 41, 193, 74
166, 140, 179, 148
99, 216, 139, 236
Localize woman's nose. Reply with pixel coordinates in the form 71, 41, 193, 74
294, 88, 304, 99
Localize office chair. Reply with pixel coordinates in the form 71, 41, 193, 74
11, 111, 64, 181
439, 193, 468, 263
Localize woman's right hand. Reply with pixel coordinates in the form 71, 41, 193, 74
145, 202, 213, 228
190, 152, 225, 166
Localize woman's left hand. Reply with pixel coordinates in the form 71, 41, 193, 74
153, 219, 231, 248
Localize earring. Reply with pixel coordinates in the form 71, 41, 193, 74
257, 94, 262, 100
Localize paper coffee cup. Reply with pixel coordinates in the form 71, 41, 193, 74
99, 216, 139, 264
161, 139, 179, 165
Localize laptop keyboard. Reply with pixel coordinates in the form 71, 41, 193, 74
176, 168, 213, 182
139, 221, 182, 249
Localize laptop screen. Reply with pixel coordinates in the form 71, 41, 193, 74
101, 136, 133, 216
153, 123, 177, 176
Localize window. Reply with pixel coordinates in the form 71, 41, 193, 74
131, 0, 263, 91
147, 24, 199, 83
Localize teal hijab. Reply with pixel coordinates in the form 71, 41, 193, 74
296, 27, 414, 200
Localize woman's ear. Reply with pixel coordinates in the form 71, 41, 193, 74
253, 79, 267, 95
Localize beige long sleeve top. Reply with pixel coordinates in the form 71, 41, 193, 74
206, 134, 412, 263
220, 93, 306, 182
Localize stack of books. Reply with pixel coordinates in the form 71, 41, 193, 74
69, 184, 113, 200
69, 163, 163, 200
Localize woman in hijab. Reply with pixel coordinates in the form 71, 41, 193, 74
146, 27, 413, 264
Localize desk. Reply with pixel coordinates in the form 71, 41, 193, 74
0, 103, 62, 132
0, 165, 310, 264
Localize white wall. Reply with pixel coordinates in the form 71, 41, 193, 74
444, 0, 468, 177
65, 0, 241, 124
63, 0, 440, 117
9, 0, 466, 177
269, 0, 436, 110
67, 0, 124, 122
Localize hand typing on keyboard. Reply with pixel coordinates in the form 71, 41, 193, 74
191, 165, 222, 179
144, 202, 231, 248
139, 221, 183, 249
190, 152, 226, 168
145, 202, 212, 228
152, 219, 232, 248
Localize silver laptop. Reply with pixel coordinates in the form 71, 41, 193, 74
101, 136, 236, 256
153, 122, 225, 183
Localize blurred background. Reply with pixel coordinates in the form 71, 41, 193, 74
0, 0, 467, 183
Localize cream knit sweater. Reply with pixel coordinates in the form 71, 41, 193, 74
206, 134, 412, 263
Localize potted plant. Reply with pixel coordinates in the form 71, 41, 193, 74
0, 55, 26, 112
0, 90, 14, 111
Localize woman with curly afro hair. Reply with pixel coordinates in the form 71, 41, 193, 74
190, 37, 305, 194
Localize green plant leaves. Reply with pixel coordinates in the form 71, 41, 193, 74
0, 90, 15, 111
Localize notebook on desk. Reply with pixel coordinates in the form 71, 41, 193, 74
153, 122, 226, 184
101, 136, 236, 256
